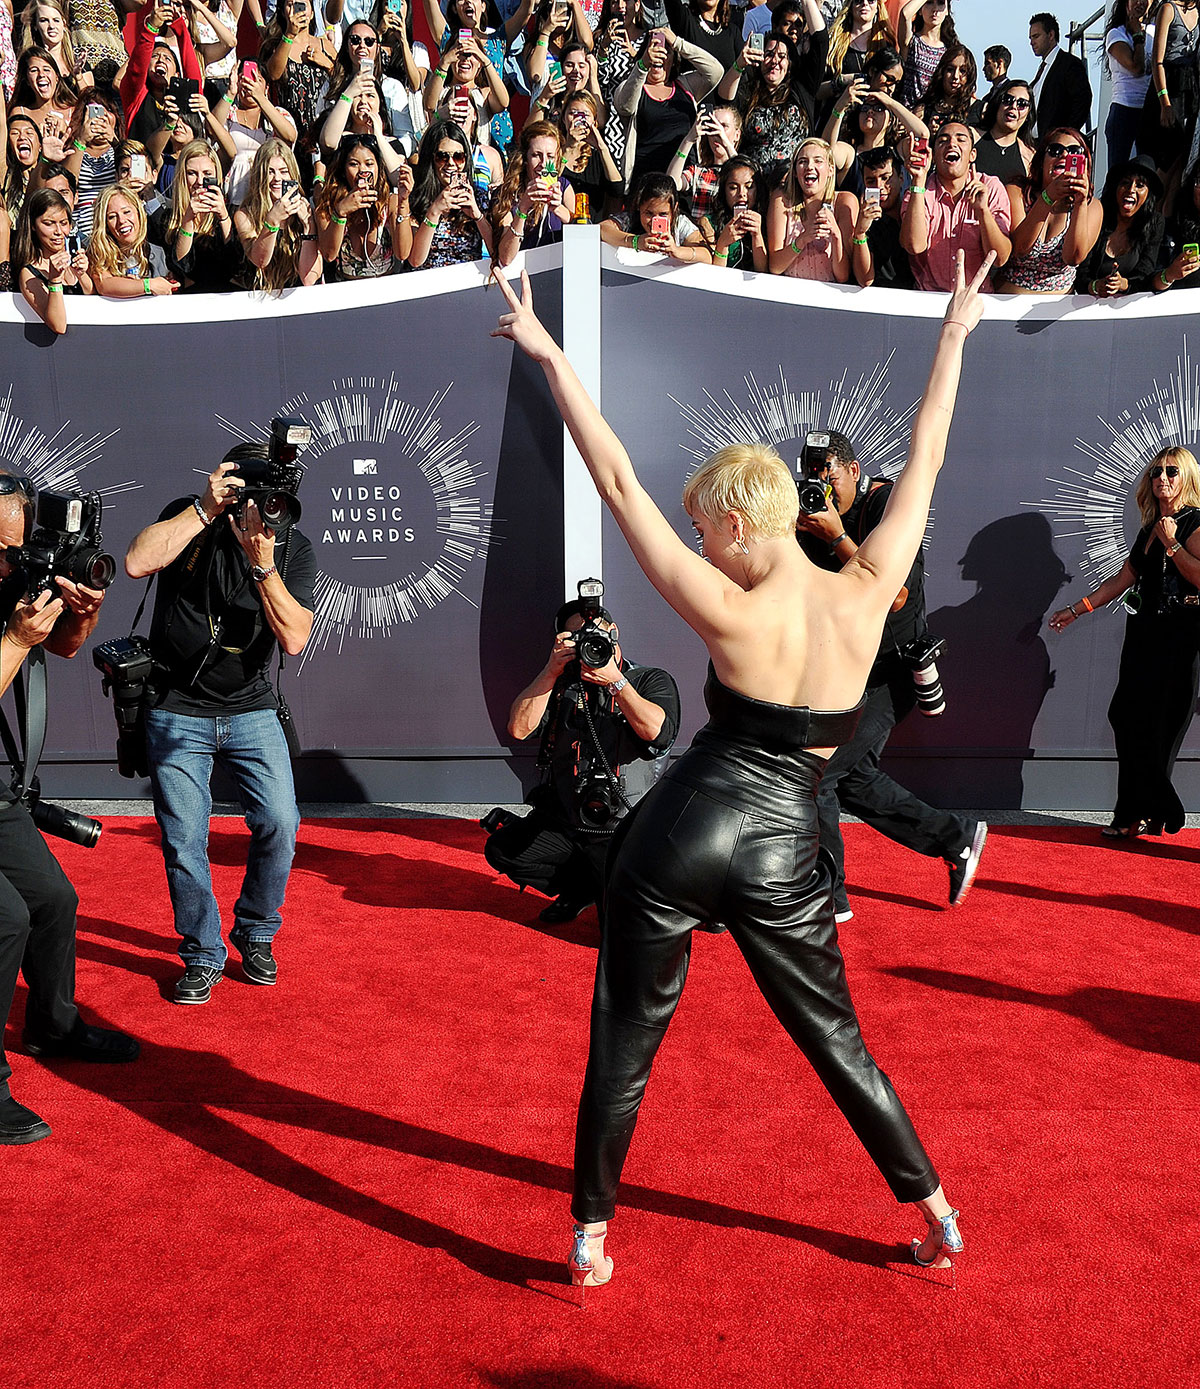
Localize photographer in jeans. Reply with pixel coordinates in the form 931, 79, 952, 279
124, 445, 315, 1006
0, 473, 138, 1147
485, 591, 680, 925
795, 431, 987, 917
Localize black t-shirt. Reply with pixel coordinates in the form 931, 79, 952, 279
865, 211, 916, 290
664, 0, 748, 75
799, 477, 925, 679
540, 659, 681, 831
147, 498, 316, 716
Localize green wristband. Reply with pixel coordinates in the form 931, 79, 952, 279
145, 21, 161, 32
143, 277, 152, 295
852, 236, 868, 245
339, 92, 352, 102
333, 214, 347, 225
423, 217, 438, 228
72, 139, 87, 151
631, 233, 639, 251
1041, 188, 1054, 207
264, 221, 281, 233
47, 282, 64, 293
435, 67, 449, 78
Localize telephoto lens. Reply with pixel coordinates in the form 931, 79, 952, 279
29, 798, 103, 848
906, 635, 946, 717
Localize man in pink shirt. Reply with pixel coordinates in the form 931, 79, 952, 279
901, 122, 1012, 291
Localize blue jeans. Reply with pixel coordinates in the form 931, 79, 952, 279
145, 707, 300, 969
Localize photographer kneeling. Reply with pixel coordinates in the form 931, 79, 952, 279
124, 434, 315, 1006
0, 473, 138, 1148
485, 585, 680, 925
795, 431, 987, 916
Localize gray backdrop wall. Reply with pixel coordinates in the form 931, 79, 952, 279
2, 237, 1198, 810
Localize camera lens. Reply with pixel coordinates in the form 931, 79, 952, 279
79, 550, 118, 588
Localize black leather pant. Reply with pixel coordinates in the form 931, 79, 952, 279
572, 768, 939, 1224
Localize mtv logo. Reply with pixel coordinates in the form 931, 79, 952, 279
353, 458, 378, 475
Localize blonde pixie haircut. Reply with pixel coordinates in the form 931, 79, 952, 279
1136, 445, 1200, 526
682, 444, 800, 540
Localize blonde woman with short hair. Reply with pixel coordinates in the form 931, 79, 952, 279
489, 247, 993, 1291
1050, 445, 1200, 839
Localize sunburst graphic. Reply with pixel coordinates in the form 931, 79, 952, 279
0, 386, 134, 505
1030, 337, 1200, 589
218, 373, 494, 665
671, 357, 917, 477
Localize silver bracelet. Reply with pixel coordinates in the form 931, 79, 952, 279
193, 496, 213, 526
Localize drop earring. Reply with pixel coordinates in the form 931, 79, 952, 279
737, 540, 749, 555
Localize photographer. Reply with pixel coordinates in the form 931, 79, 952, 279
124, 440, 315, 1006
485, 588, 679, 925
795, 431, 986, 917
0, 472, 138, 1148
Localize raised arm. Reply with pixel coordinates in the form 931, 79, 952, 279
845, 251, 991, 605
490, 268, 739, 632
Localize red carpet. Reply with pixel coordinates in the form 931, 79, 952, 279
4, 818, 1197, 1389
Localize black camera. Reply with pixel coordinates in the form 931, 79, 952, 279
796, 432, 835, 515
5, 490, 117, 596
24, 787, 102, 849
576, 767, 623, 828
232, 416, 312, 532
571, 577, 615, 669
93, 634, 156, 778
904, 633, 946, 717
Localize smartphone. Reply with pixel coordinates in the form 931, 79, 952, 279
359, 53, 375, 72
1185, 242, 1200, 257
86, 101, 105, 123
167, 76, 200, 108
552, 1, 569, 22
455, 83, 470, 102
864, 186, 881, 208
748, 30, 764, 56
1063, 151, 1084, 179
459, 25, 473, 39
242, 60, 258, 83
130, 153, 150, 182
547, 59, 562, 83
66, 233, 81, 256
280, 178, 298, 197
650, 213, 669, 239
202, 174, 219, 189
912, 135, 929, 158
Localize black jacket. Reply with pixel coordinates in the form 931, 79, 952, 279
1036, 50, 1092, 136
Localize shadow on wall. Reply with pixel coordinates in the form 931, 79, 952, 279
476, 334, 566, 801
889, 512, 1070, 808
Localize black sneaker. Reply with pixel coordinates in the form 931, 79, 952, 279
174, 964, 224, 1005
235, 939, 278, 986
948, 822, 988, 907
0, 1096, 52, 1145
24, 1020, 140, 1062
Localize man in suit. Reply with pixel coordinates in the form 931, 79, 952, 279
1029, 12, 1093, 135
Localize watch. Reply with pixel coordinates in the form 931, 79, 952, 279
251, 563, 278, 582
1166, 541, 1182, 557
610, 675, 628, 694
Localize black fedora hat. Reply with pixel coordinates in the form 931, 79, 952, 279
1105, 152, 1164, 202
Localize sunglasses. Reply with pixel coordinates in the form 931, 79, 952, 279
1001, 95, 1030, 110
0, 474, 34, 497
1150, 465, 1180, 478
1044, 142, 1083, 159
435, 149, 467, 164
348, 33, 378, 45
862, 98, 885, 112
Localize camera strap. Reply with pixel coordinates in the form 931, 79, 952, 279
0, 646, 48, 801
580, 680, 634, 817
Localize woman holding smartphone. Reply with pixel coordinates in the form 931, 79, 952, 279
487, 247, 988, 1291
423, 0, 519, 153
326, 15, 429, 156
316, 132, 412, 276
998, 128, 1102, 295
13, 186, 92, 333
558, 91, 622, 220
666, 101, 740, 221
1050, 447, 1200, 840
87, 182, 177, 296
162, 137, 241, 292
529, 38, 602, 127
823, 76, 926, 195
1077, 153, 1166, 297
598, 168, 711, 262
234, 138, 324, 290
422, 29, 509, 146
615, 25, 722, 190
698, 155, 767, 271
261, 0, 338, 138
407, 118, 495, 268
718, 26, 828, 176
896, 0, 954, 111
768, 135, 854, 280
495, 119, 575, 263
215, 58, 299, 206
593, 0, 644, 171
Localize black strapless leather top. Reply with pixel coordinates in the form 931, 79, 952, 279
662, 665, 865, 825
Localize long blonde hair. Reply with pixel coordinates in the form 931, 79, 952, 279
783, 137, 838, 208
827, 0, 893, 73
88, 184, 152, 278
241, 138, 306, 293
19, 0, 76, 78
683, 444, 799, 541
166, 140, 221, 241
1136, 446, 1200, 526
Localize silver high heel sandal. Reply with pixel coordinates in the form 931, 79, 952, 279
912, 1208, 964, 1271
568, 1222, 613, 1298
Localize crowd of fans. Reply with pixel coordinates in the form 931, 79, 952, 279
6, 0, 1200, 329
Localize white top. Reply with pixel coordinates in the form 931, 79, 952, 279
1030, 42, 1059, 105
1106, 24, 1153, 109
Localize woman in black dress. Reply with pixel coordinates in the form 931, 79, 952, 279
1050, 447, 1200, 838
490, 250, 992, 1288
